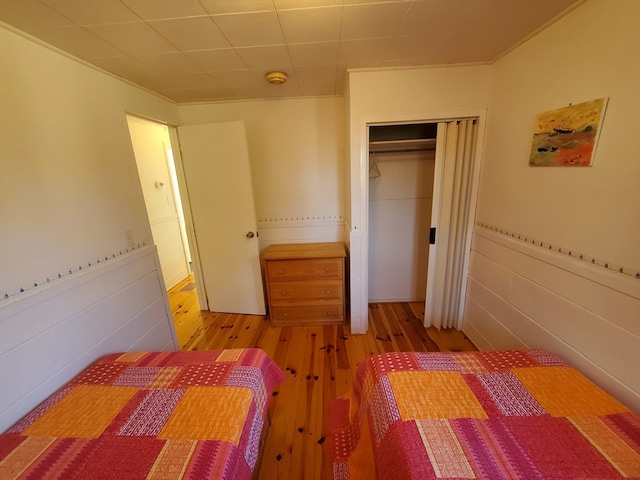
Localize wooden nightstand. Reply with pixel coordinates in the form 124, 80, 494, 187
262, 242, 347, 327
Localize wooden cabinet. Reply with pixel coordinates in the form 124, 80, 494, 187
262, 242, 347, 326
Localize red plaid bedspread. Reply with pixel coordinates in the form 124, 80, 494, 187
330, 350, 640, 479
0, 349, 284, 479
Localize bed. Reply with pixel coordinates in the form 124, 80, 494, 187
330, 350, 640, 479
0, 348, 284, 479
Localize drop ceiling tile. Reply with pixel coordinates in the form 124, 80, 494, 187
211, 11, 284, 47
299, 81, 335, 96
396, 0, 474, 37
133, 75, 180, 91
294, 64, 337, 84
383, 34, 449, 65
186, 86, 235, 101
148, 16, 230, 51
134, 52, 203, 75
39, 0, 141, 25
87, 22, 178, 56
185, 49, 248, 72
235, 44, 292, 69
338, 38, 388, 68
208, 69, 263, 90
153, 87, 201, 103
288, 41, 339, 67
469, 0, 578, 32
200, 0, 275, 15
0, 0, 73, 31
341, 2, 411, 40
278, 6, 342, 43
30, 26, 124, 60
260, 80, 303, 98
157, 72, 218, 89
224, 71, 288, 98
439, 28, 524, 64
90, 55, 158, 80
120, 0, 208, 20
226, 82, 268, 100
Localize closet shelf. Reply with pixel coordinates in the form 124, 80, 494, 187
369, 138, 436, 154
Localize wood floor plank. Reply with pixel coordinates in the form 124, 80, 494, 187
320, 326, 338, 479
168, 277, 477, 480
383, 303, 414, 352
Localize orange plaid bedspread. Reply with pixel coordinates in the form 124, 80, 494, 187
330, 350, 640, 479
0, 349, 284, 479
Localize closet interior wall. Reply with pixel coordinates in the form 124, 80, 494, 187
368, 124, 436, 302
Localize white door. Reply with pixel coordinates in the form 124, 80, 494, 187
177, 121, 265, 315
424, 122, 448, 327
424, 119, 477, 329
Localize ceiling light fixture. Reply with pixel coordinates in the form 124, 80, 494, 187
265, 71, 287, 85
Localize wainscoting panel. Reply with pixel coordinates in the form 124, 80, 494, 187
463, 292, 529, 350
0, 245, 178, 433
464, 225, 640, 413
1, 254, 159, 353
472, 232, 639, 333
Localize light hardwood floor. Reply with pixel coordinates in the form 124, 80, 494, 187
168, 275, 477, 480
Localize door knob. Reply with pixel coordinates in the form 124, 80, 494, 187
246, 231, 255, 238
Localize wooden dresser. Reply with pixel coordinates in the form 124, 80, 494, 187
262, 242, 347, 327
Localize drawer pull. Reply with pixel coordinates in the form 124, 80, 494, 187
281, 291, 288, 296
324, 267, 330, 272
327, 311, 336, 317
325, 290, 331, 294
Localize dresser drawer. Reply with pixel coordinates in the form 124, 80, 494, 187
270, 305, 344, 326
266, 258, 343, 281
268, 280, 343, 306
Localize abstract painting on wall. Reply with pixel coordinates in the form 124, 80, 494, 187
529, 98, 608, 166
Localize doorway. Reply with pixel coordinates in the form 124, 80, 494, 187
367, 123, 437, 303
354, 116, 481, 332
126, 115, 203, 342
128, 117, 266, 320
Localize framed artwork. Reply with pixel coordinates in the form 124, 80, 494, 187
528, 98, 608, 166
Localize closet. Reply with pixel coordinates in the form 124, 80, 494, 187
368, 123, 437, 302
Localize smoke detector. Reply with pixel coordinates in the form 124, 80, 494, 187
265, 71, 288, 85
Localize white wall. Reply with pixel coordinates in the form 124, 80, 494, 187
346, 65, 492, 332
0, 25, 180, 298
0, 26, 180, 428
466, 0, 640, 411
368, 149, 434, 302
476, 1, 640, 271
179, 97, 346, 248
127, 115, 189, 289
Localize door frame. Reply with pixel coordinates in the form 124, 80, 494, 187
366, 121, 436, 303
349, 110, 486, 334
